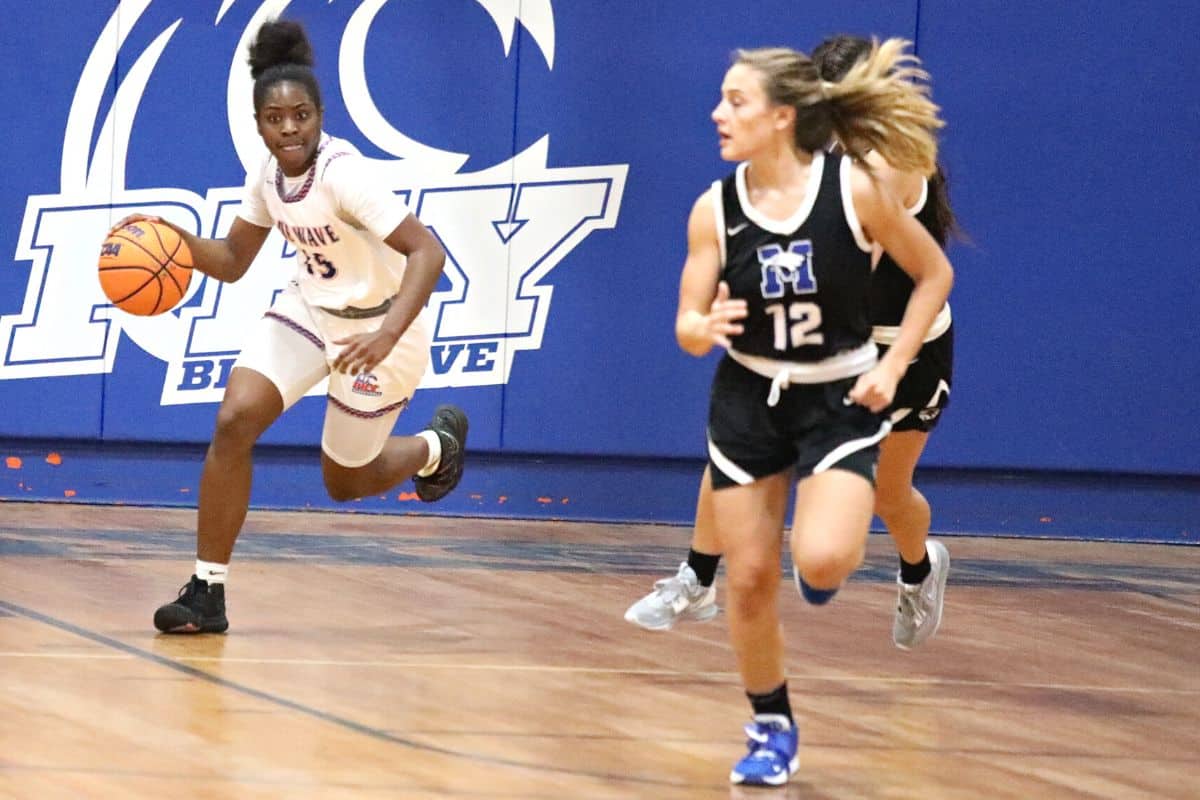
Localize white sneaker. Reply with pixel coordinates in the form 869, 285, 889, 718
624, 562, 718, 631
893, 540, 950, 650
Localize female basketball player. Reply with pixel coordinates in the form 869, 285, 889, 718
626, 34, 956, 653
109, 18, 468, 635
666, 41, 953, 785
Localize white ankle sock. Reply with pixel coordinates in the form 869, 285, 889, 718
196, 559, 228, 584
416, 429, 441, 477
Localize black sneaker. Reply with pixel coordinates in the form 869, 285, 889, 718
414, 404, 468, 502
153, 575, 229, 633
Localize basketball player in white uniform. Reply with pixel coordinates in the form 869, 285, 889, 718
110, 18, 468, 634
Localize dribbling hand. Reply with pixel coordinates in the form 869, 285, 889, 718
107, 214, 168, 238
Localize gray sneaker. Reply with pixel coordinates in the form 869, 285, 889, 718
624, 562, 718, 631
893, 539, 950, 650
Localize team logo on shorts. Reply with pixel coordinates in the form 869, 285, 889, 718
352, 374, 383, 398
918, 380, 950, 423
0, 2, 627, 405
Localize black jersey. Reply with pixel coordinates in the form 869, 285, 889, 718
869, 175, 941, 327
717, 151, 873, 362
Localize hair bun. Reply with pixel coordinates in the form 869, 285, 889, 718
247, 19, 314, 80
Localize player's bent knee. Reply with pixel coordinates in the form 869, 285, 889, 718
794, 547, 863, 589
322, 477, 359, 503
320, 451, 377, 502
325, 487, 358, 503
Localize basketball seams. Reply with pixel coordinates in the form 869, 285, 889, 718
148, 271, 166, 314
100, 230, 169, 270
100, 267, 159, 307
145, 228, 170, 314
98, 231, 167, 312
98, 222, 192, 315
161, 235, 192, 298
166, 232, 193, 269
152, 222, 194, 269
153, 225, 193, 309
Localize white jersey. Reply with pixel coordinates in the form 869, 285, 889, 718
238, 133, 413, 310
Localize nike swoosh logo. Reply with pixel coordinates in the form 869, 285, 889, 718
726, 222, 749, 236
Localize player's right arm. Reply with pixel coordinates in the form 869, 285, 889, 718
105, 215, 270, 284
181, 217, 270, 283
106, 160, 274, 283
675, 188, 746, 357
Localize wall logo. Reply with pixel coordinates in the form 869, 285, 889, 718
0, 0, 626, 405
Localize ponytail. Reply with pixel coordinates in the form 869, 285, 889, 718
734, 38, 942, 175
821, 38, 942, 175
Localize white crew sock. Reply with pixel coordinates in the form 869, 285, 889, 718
415, 429, 442, 477
195, 559, 228, 584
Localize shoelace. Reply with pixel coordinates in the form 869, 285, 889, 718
746, 745, 781, 761
897, 584, 927, 623
652, 576, 689, 604
742, 723, 789, 762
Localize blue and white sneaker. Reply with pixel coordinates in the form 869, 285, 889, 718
729, 716, 799, 786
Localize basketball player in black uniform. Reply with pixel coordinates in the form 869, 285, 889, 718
820, 34, 957, 650
626, 35, 956, 652
671, 41, 953, 785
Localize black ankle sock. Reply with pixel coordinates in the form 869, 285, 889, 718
900, 551, 932, 584
746, 682, 793, 723
686, 548, 721, 587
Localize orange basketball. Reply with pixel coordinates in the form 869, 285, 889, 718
98, 219, 194, 316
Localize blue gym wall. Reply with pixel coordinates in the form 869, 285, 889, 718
0, 1, 1196, 541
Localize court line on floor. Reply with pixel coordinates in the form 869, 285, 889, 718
3, 527, 1199, 595
1, 649, 1195, 695
0, 598, 717, 792
0, 760, 652, 799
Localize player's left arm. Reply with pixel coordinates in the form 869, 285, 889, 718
326, 155, 447, 374
376, 214, 446, 343
850, 166, 953, 411
331, 213, 445, 375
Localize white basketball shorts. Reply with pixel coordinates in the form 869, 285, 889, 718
234, 282, 431, 467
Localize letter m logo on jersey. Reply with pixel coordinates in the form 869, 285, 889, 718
758, 240, 817, 299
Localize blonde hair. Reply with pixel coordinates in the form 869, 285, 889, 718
734, 38, 942, 175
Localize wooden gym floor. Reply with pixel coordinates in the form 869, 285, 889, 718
1, 501, 1197, 799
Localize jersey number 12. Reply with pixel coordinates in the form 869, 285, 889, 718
765, 302, 823, 350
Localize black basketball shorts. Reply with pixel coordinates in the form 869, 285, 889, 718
706, 356, 891, 490
882, 324, 953, 433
